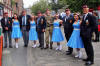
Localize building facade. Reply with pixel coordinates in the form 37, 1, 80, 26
0, 0, 23, 18
3, 0, 12, 17
0, 0, 4, 19
13, 0, 23, 15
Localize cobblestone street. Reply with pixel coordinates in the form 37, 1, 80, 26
0, 0, 100, 66
2, 28, 100, 66
2, 39, 100, 66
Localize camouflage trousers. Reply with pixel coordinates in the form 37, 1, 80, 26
45, 26, 53, 46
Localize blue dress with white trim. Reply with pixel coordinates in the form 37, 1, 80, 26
67, 20, 84, 48
29, 21, 38, 40
12, 20, 22, 38
52, 21, 64, 42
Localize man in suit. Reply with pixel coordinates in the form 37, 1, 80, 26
63, 8, 74, 55
80, 5, 96, 65
1, 12, 12, 48
19, 10, 31, 47
36, 11, 46, 49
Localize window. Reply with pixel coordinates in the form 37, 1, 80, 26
0, 7, 3, 16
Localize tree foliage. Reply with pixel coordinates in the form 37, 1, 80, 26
31, 0, 51, 15
31, 0, 100, 14
50, 0, 67, 12
67, 0, 100, 12
11, 0, 15, 6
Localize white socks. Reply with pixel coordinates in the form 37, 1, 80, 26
75, 54, 79, 58
79, 51, 82, 59
56, 45, 62, 50
32, 44, 37, 48
56, 46, 59, 50
59, 45, 62, 50
16, 43, 18, 48
75, 50, 82, 59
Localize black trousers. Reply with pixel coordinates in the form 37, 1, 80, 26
22, 26, 29, 46
64, 29, 73, 53
4, 31, 12, 47
82, 37, 94, 62
38, 32, 44, 48
94, 28, 99, 41
98, 32, 100, 41
22, 31, 29, 46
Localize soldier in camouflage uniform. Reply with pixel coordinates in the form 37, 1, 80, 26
45, 9, 53, 49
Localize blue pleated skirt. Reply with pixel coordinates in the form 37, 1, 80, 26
52, 27, 64, 42
29, 27, 38, 40
12, 26, 22, 38
67, 30, 84, 48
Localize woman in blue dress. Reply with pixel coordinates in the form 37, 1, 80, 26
12, 13, 22, 48
67, 13, 84, 58
52, 14, 64, 50
29, 15, 38, 48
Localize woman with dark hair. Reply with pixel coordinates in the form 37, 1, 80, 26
12, 13, 22, 48
52, 14, 64, 50
29, 15, 38, 48
67, 13, 84, 58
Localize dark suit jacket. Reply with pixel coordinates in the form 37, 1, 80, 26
1, 17, 12, 33
36, 16, 46, 33
63, 14, 74, 34
18, 15, 31, 31
80, 13, 96, 38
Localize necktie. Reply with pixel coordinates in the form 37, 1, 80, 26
84, 14, 88, 20
65, 16, 69, 22
23, 16, 25, 25
37, 17, 41, 25
5, 18, 7, 25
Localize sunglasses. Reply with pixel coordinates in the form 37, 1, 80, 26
65, 9, 70, 11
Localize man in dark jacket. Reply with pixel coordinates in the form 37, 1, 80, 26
19, 10, 31, 47
36, 11, 46, 49
92, 12, 99, 42
1, 12, 12, 48
80, 5, 96, 65
63, 8, 74, 55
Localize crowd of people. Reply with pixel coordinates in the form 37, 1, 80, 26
1, 5, 100, 65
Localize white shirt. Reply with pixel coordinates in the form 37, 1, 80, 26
22, 15, 26, 25
5, 18, 7, 25
84, 13, 88, 20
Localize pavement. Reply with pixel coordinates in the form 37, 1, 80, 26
2, 28, 100, 66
